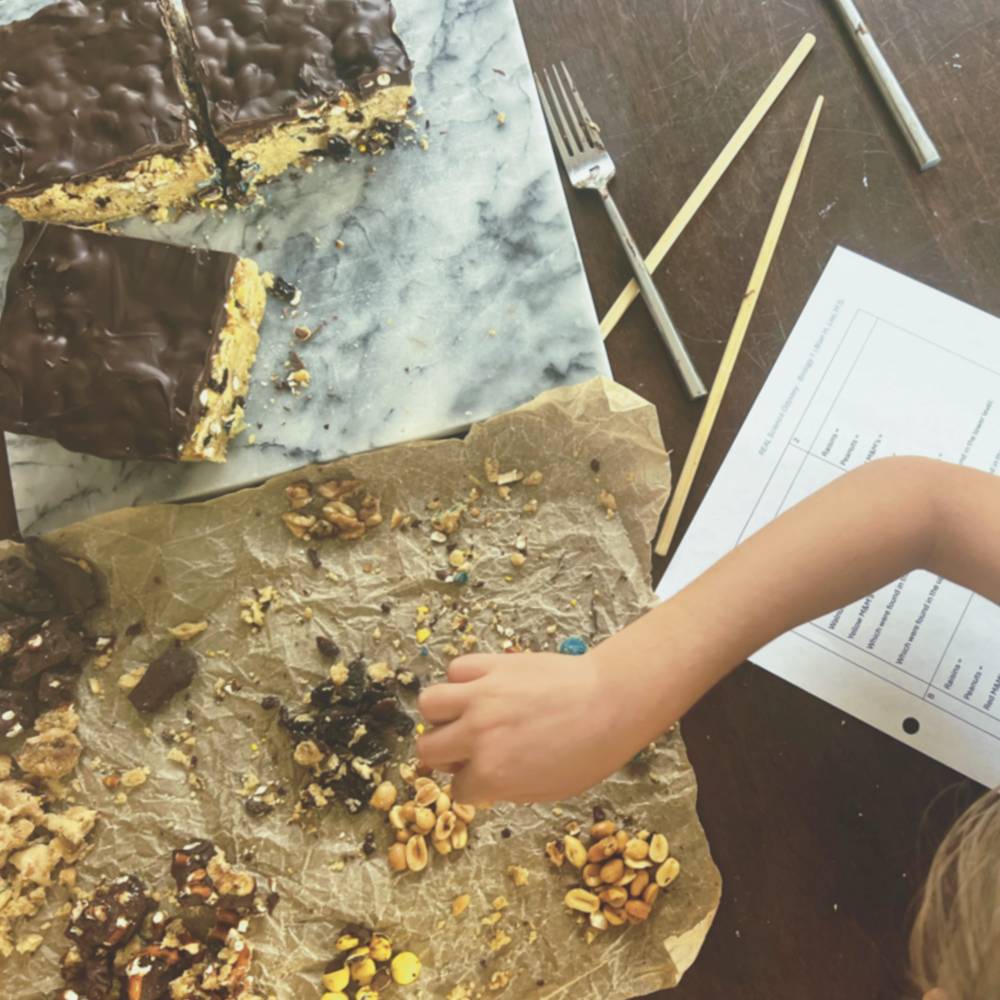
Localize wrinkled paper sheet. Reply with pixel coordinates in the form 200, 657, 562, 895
5, 376, 721, 1000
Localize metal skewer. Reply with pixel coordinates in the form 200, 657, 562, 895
829, 0, 940, 171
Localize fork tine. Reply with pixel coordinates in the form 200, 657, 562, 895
545, 65, 585, 155
555, 62, 597, 149
534, 71, 572, 165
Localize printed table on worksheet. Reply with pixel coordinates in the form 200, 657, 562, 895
659, 247, 1000, 785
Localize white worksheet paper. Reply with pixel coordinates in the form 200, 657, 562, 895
658, 246, 1000, 787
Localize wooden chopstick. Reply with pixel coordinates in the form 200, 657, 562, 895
600, 33, 816, 340
654, 95, 825, 558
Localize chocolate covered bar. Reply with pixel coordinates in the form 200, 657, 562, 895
0, 0, 216, 225
0, 222, 266, 462
181, 0, 414, 188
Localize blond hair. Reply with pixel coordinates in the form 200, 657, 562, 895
910, 788, 1000, 998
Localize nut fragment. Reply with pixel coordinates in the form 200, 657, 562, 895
452, 894, 471, 916
388, 843, 407, 872
642, 883, 660, 907
370, 934, 392, 962
544, 840, 565, 867
405, 834, 429, 871
370, 781, 397, 811
629, 870, 650, 898
587, 836, 618, 863
589, 910, 608, 931
450, 820, 468, 850
432, 837, 452, 856
564, 835, 587, 868
599, 857, 624, 884
655, 857, 680, 888
624, 838, 649, 861
389, 806, 406, 830
414, 807, 436, 833
436, 792, 452, 816
453, 802, 476, 824
603, 906, 627, 926
565, 889, 600, 914
591, 820, 616, 840
434, 811, 457, 842
582, 863, 603, 888
648, 833, 669, 864
624, 899, 651, 922
323, 967, 351, 992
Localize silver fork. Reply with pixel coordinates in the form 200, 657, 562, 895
536, 63, 706, 400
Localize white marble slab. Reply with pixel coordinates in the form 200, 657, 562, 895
0, 0, 609, 534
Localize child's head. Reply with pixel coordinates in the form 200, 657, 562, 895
910, 789, 1000, 999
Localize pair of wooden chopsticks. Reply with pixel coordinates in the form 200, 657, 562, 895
597, 34, 823, 557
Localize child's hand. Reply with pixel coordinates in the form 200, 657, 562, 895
416, 650, 654, 804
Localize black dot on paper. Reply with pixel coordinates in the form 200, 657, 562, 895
902, 717, 920, 735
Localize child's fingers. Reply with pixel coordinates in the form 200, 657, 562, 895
416, 719, 471, 769
447, 654, 502, 683
417, 681, 471, 724
448, 762, 489, 805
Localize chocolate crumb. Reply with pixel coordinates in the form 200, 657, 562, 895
592, 805, 606, 823
125, 620, 146, 637
380, 602, 392, 614
307, 548, 323, 569
501, 828, 512, 839
261, 695, 280, 711
590, 458, 600, 472
316, 636, 340, 659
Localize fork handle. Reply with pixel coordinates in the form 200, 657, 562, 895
599, 188, 707, 400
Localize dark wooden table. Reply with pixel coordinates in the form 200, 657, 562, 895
1, 1, 996, 997
508, 1, 999, 997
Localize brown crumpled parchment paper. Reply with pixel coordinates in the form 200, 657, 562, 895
4, 376, 721, 1000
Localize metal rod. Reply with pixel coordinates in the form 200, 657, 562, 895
829, 0, 940, 171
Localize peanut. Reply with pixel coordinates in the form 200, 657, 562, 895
414, 807, 436, 833
603, 905, 627, 926
565, 888, 600, 914
599, 857, 624, 884
582, 863, 604, 888
370, 934, 392, 962
451, 820, 469, 850
406, 834, 429, 871
587, 836, 617, 863
615, 869, 637, 887
388, 843, 408, 871
656, 857, 680, 888
649, 833, 669, 864
351, 958, 377, 985
642, 883, 660, 907
370, 781, 397, 811
623, 855, 652, 869
624, 899, 651, 922
624, 838, 649, 861
436, 792, 452, 816
323, 968, 350, 992
414, 780, 441, 809
629, 871, 650, 898
389, 805, 406, 830
432, 836, 452, 856
590, 820, 616, 840
614, 829, 630, 853
564, 835, 587, 868
396, 829, 412, 844
589, 910, 608, 931
453, 894, 471, 916
434, 810, 457, 842
599, 886, 628, 908
400, 801, 417, 824
453, 802, 476, 824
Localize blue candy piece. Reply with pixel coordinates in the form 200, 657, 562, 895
559, 637, 588, 656
453, 571, 469, 585
420, 648, 429, 657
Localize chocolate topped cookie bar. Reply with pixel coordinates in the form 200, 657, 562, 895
0, 0, 216, 224
183, 0, 414, 187
0, 222, 265, 462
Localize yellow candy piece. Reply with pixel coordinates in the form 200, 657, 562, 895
335, 934, 359, 952
322, 968, 350, 993
391, 952, 422, 985
416, 627, 431, 644
357, 988, 381, 1000
369, 934, 392, 962
351, 957, 377, 985
321, 994, 349, 1000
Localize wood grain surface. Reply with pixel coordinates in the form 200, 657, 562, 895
509, 0, 998, 997
1, 0, 996, 996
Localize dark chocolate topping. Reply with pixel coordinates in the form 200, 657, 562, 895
187, 0, 413, 132
12, 619, 86, 684
0, 0, 190, 196
26, 537, 99, 616
0, 222, 237, 462
129, 645, 198, 713
66, 874, 150, 950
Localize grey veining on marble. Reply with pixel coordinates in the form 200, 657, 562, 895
0, 0, 609, 534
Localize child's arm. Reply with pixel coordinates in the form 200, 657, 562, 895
417, 457, 1000, 803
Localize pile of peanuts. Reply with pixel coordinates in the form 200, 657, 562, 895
546, 816, 681, 935
320, 925, 421, 1000
384, 777, 480, 873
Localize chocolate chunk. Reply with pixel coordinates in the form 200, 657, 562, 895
265, 890, 280, 914
124, 945, 195, 999
314, 709, 359, 749
125, 621, 146, 637
309, 679, 340, 710
37, 664, 82, 706
307, 547, 322, 569
171, 840, 256, 909
65, 875, 149, 950
279, 705, 317, 740
0, 613, 41, 656
339, 659, 367, 704
0, 556, 56, 615
261, 694, 281, 711
590, 458, 601, 472
0, 688, 36, 737
352, 729, 390, 765
12, 620, 85, 685
316, 635, 340, 659
25, 539, 99, 616
326, 135, 353, 161
128, 647, 198, 714
268, 275, 300, 304
592, 805, 606, 823
245, 798, 273, 818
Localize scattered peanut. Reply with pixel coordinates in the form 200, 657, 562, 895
370, 781, 397, 811
548, 812, 681, 938
452, 894, 471, 916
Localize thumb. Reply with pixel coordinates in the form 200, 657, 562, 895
448, 654, 501, 684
